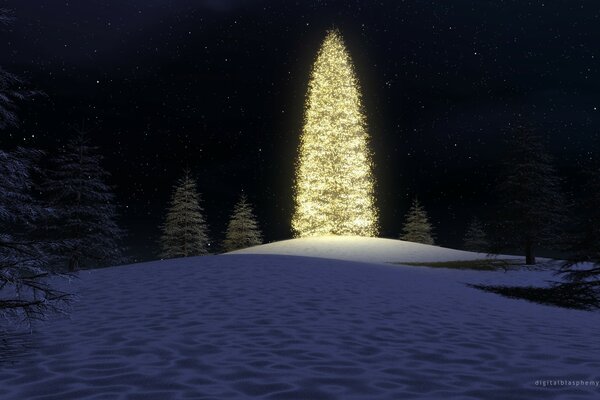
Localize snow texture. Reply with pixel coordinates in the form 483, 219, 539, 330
226, 235, 519, 264
0, 248, 598, 399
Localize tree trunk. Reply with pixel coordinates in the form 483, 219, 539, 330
525, 240, 535, 265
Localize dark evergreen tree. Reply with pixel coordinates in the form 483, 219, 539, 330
0, 8, 13, 25
0, 148, 70, 322
0, 9, 36, 129
400, 198, 435, 245
492, 125, 565, 265
223, 193, 263, 252
463, 217, 489, 252
0, 68, 26, 129
561, 168, 600, 284
0, 10, 69, 321
160, 171, 210, 258
41, 133, 123, 271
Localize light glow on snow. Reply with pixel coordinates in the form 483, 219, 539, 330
226, 236, 518, 264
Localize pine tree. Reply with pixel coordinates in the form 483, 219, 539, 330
0, 10, 69, 320
41, 133, 123, 271
0, 11, 68, 322
292, 29, 378, 237
492, 125, 565, 265
561, 168, 600, 283
160, 171, 210, 258
223, 193, 263, 252
400, 198, 435, 245
463, 217, 489, 252
0, 9, 13, 26
0, 9, 35, 129
0, 148, 70, 322
0, 68, 26, 129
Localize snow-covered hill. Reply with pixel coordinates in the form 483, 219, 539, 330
0, 253, 598, 399
226, 235, 520, 264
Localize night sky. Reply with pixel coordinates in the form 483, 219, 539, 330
1, 0, 599, 261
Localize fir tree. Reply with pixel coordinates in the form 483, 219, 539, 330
41, 133, 123, 271
292, 29, 378, 237
0, 8, 13, 25
463, 217, 489, 252
492, 125, 565, 265
160, 171, 210, 258
0, 10, 69, 320
0, 9, 36, 129
561, 167, 600, 284
223, 193, 263, 252
0, 68, 26, 129
400, 198, 435, 245
0, 148, 70, 322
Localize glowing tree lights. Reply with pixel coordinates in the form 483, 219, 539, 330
292, 30, 379, 237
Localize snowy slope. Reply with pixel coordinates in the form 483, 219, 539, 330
226, 235, 521, 264
0, 254, 598, 400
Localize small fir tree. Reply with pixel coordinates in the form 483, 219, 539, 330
463, 217, 489, 252
400, 198, 435, 245
492, 125, 565, 265
160, 171, 210, 258
41, 133, 123, 271
223, 193, 263, 252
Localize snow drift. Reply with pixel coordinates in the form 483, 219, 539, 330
225, 235, 519, 264
0, 254, 598, 399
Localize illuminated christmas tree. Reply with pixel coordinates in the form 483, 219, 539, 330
292, 29, 378, 237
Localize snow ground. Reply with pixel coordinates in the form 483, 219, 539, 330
226, 236, 522, 264
0, 251, 598, 399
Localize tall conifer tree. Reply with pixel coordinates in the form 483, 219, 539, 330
292, 29, 378, 237
0, 9, 36, 129
492, 125, 565, 265
42, 133, 123, 271
0, 149, 70, 321
0, 10, 69, 322
561, 168, 600, 283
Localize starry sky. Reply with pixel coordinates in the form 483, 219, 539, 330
1, 0, 599, 260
